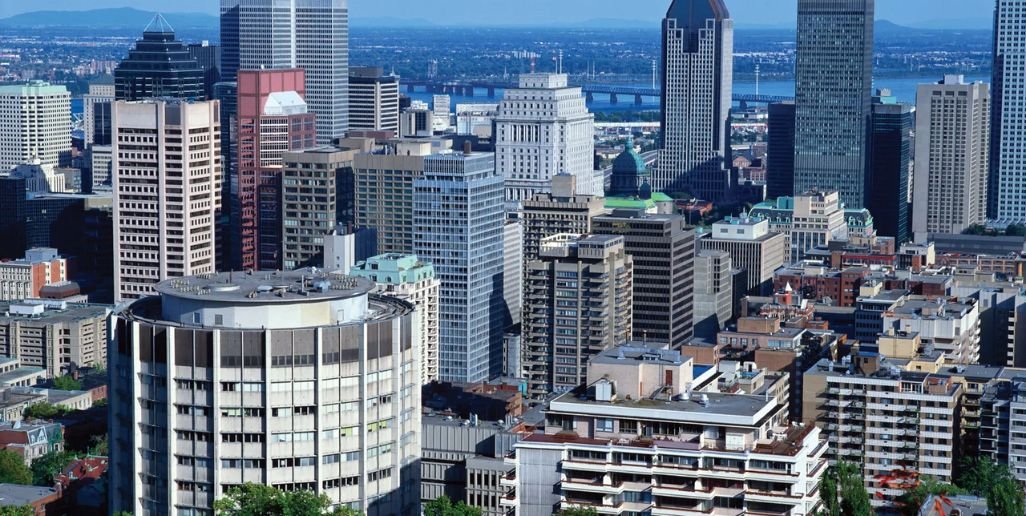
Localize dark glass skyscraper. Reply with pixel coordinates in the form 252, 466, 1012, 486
794, 0, 874, 208
657, 0, 733, 201
766, 100, 796, 200
868, 92, 913, 243
114, 15, 206, 101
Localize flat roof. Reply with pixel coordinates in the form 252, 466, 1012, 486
0, 484, 58, 506
0, 303, 110, 324
154, 268, 374, 304
552, 389, 771, 420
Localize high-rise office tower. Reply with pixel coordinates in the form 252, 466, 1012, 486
111, 100, 221, 302
496, 74, 600, 201
236, 69, 317, 271
912, 76, 991, 236
868, 90, 914, 243
593, 210, 695, 345
109, 270, 422, 515
521, 174, 607, 264
698, 214, 786, 296
0, 82, 71, 171
351, 253, 441, 385
187, 41, 222, 99
83, 78, 115, 147
766, 100, 796, 200
220, 0, 350, 143
523, 234, 633, 398
993, 0, 1026, 220
794, 0, 874, 208
348, 67, 400, 134
355, 140, 432, 255
502, 219, 523, 329
114, 15, 206, 101
281, 147, 356, 270
413, 151, 505, 383
657, 0, 733, 200
693, 248, 733, 339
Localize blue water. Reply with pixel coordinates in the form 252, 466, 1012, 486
409, 75, 989, 112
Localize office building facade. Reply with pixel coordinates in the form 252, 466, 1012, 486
766, 101, 796, 200
108, 270, 421, 515
354, 140, 432, 255
523, 234, 633, 398
0, 302, 109, 378
657, 0, 733, 200
413, 152, 505, 383
349, 67, 400, 134
0, 82, 71, 172
693, 249, 733, 339
236, 69, 317, 271
112, 100, 221, 302
912, 76, 990, 236
793, 0, 875, 208
868, 91, 914, 243
496, 74, 600, 201
281, 147, 353, 270
220, 0, 350, 143
113, 15, 206, 102
83, 79, 115, 147
699, 214, 787, 295
521, 174, 607, 265
993, 0, 1026, 220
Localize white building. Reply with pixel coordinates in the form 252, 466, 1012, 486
108, 269, 421, 515
0, 82, 71, 171
0, 248, 67, 302
222, 0, 350, 143
503, 219, 523, 329
496, 74, 601, 201
912, 75, 990, 237
699, 213, 787, 295
507, 344, 826, 515
83, 80, 115, 146
456, 103, 498, 137
112, 99, 221, 302
348, 67, 399, 134
432, 94, 451, 131
750, 191, 852, 264
994, 0, 1026, 221
882, 297, 981, 365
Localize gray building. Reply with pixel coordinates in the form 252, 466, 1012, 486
657, 0, 733, 199
414, 151, 505, 383
593, 210, 695, 346
793, 0, 875, 208
108, 269, 421, 515
355, 140, 433, 255
220, 0, 350, 143
0, 302, 110, 378
523, 234, 633, 399
502, 219, 523, 330
693, 249, 733, 340
993, 0, 1026, 220
520, 174, 606, 265
281, 147, 353, 270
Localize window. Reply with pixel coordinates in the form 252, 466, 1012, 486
596, 418, 614, 432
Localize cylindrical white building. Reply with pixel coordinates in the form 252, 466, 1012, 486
109, 268, 421, 515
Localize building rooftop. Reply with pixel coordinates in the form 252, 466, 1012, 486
552, 388, 772, 421
0, 302, 110, 324
153, 268, 374, 304
0, 484, 59, 507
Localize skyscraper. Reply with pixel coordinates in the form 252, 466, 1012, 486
113, 15, 206, 101
281, 147, 356, 270
868, 90, 914, 243
235, 68, 317, 271
348, 67, 400, 134
111, 100, 221, 302
794, 0, 874, 208
993, 0, 1026, 220
766, 100, 796, 200
414, 151, 505, 383
912, 76, 990, 236
0, 82, 71, 171
657, 0, 733, 200
496, 74, 600, 201
83, 78, 115, 147
220, 0, 350, 143
354, 140, 432, 255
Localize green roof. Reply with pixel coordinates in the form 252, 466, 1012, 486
605, 197, 656, 210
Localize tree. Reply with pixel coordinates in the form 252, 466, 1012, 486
87, 434, 108, 456
962, 224, 989, 235
0, 506, 34, 516
52, 375, 82, 391
1007, 224, 1026, 237
0, 450, 32, 485
30, 450, 80, 486
956, 457, 1025, 516
898, 476, 962, 515
423, 496, 482, 516
558, 508, 599, 516
214, 483, 360, 516
818, 462, 872, 516
23, 402, 68, 420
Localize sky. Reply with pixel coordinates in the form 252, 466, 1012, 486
0, 0, 997, 29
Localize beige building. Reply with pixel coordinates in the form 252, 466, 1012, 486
912, 75, 990, 237
882, 296, 981, 365
803, 353, 962, 511
0, 302, 110, 377
281, 146, 358, 270
750, 191, 849, 264
521, 174, 607, 265
112, 99, 221, 301
699, 213, 786, 295
523, 234, 633, 399
509, 344, 827, 515
354, 139, 436, 255
0, 248, 67, 302
0, 82, 71, 171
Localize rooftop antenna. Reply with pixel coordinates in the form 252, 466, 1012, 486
755, 63, 761, 97
651, 59, 657, 90
558, 49, 564, 74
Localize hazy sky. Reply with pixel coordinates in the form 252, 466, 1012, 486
0, 0, 997, 28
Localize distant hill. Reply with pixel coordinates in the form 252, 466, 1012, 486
0, 7, 217, 30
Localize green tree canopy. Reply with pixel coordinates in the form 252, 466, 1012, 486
30, 450, 80, 486
51, 375, 82, 391
0, 506, 34, 516
423, 496, 482, 516
818, 461, 872, 516
558, 508, 599, 516
214, 483, 360, 516
23, 402, 69, 420
1007, 223, 1026, 237
956, 457, 1025, 516
0, 450, 32, 485
898, 476, 962, 515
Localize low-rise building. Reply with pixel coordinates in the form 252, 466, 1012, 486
0, 301, 110, 377
0, 420, 63, 465
699, 213, 786, 296
882, 297, 981, 364
508, 344, 827, 515
0, 484, 63, 515
0, 248, 67, 301
693, 249, 733, 339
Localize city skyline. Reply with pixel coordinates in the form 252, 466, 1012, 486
0, 0, 998, 29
